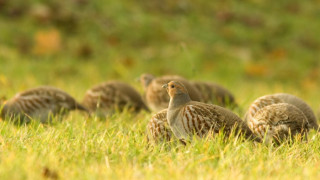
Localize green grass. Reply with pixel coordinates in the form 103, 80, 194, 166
1, 113, 320, 179
1, 0, 320, 179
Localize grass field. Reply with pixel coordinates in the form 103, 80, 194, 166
1, 0, 320, 179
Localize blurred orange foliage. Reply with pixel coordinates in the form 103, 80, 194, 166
245, 63, 269, 77
268, 48, 287, 61
301, 78, 317, 91
32, 29, 61, 55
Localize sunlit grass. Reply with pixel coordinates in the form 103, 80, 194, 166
1, 109, 320, 179
1, 0, 320, 179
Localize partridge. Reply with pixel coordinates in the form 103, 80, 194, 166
163, 81, 259, 142
275, 93, 318, 130
82, 81, 149, 116
244, 95, 283, 123
191, 81, 237, 108
0, 86, 87, 123
139, 74, 202, 112
244, 93, 318, 130
247, 103, 309, 144
146, 108, 173, 144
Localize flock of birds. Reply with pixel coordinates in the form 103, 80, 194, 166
0, 73, 318, 145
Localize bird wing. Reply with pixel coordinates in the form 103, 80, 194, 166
181, 103, 226, 137
17, 86, 81, 111
254, 104, 290, 126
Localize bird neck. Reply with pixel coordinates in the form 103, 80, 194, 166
168, 93, 191, 109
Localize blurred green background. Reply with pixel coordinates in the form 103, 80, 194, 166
0, 0, 320, 107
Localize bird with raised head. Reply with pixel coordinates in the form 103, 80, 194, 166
1, 86, 87, 123
163, 81, 259, 142
139, 74, 202, 112
82, 81, 149, 116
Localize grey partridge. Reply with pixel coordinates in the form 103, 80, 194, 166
163, 81, 259, 142
139, 74, 202, 112
1, 86, 87, 123
244, 93, 318, 130
82, 81, 149, 116
275, 93, 318, 130
247, 103, 309, 144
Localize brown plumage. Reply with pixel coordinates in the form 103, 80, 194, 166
139, 74, 202, 112
191, 81, 237, 108
164, 81, 260, 142
274, 93, 318, 130
244, 93, 319, 130
0, 86, 87, 123
146, 108, 173, 144
82, 81, 149, 116
247, 103, 309, 144
244, 95, 283, 123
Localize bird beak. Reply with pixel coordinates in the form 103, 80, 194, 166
162, 84, 168, 89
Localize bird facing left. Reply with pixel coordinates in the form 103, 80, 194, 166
163, 81, 260, 142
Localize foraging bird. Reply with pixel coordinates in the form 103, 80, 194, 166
191, 81, 237, 108
244, 95, 283, 123
82, 81, 149, 116
244, 93, 319, 130
139, 74, 202, 112
275, 93, 318, 130
247, 103, 309, 144
0, 86, 87, 123
146, 108, 173, 144
163, 81, 259, 142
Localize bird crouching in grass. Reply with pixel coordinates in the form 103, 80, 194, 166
244, 93, 319, 131
163, 81, 260, 143
146, 108, 173, 145
246, 103, 309, 144
0, 86, 88, 123
82, 81, 149, 117
139, 74, 202, 112
274, 93, 318, 131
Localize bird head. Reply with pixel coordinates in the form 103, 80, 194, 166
139, 73, 155, 90
162, 81, 190, 99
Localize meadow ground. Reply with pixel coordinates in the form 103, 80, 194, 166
1, 0, 320, 179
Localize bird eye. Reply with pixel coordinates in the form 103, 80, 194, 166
171, 85, 175, 88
